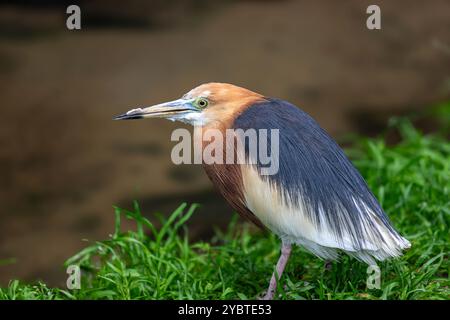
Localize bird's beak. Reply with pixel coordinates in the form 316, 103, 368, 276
113, 98, 197, 120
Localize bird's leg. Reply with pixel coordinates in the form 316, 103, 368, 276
261, 242, 292, 300
324, 260, 333, 271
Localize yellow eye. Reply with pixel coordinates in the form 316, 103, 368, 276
197, 98, 208, 108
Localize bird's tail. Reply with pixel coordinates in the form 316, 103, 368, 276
341, 208, 411, 265
346, 235, 411, 265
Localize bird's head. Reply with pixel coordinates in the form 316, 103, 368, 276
114, 83, 264, 127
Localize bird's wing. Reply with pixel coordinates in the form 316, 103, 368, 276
233, 99, 410, 263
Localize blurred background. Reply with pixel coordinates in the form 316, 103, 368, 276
0, 0, 449, 286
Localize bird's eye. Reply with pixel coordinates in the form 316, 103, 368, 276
197, 98, 208, 108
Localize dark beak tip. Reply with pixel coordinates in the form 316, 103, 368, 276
113, 114, 125, 121
113, 113, 144, 121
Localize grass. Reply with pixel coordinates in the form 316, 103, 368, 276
0, 117, 448, 300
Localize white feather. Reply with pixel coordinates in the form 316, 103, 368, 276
241, 165, 410, 264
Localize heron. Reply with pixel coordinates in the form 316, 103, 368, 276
114, 83, 410, 300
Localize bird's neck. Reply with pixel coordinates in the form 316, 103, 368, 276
192, 122, 236, 166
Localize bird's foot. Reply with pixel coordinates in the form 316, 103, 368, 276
258, 290, 274, 300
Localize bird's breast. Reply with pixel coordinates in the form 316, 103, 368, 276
196, 124, 266, 229
239, 164, 319, 240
